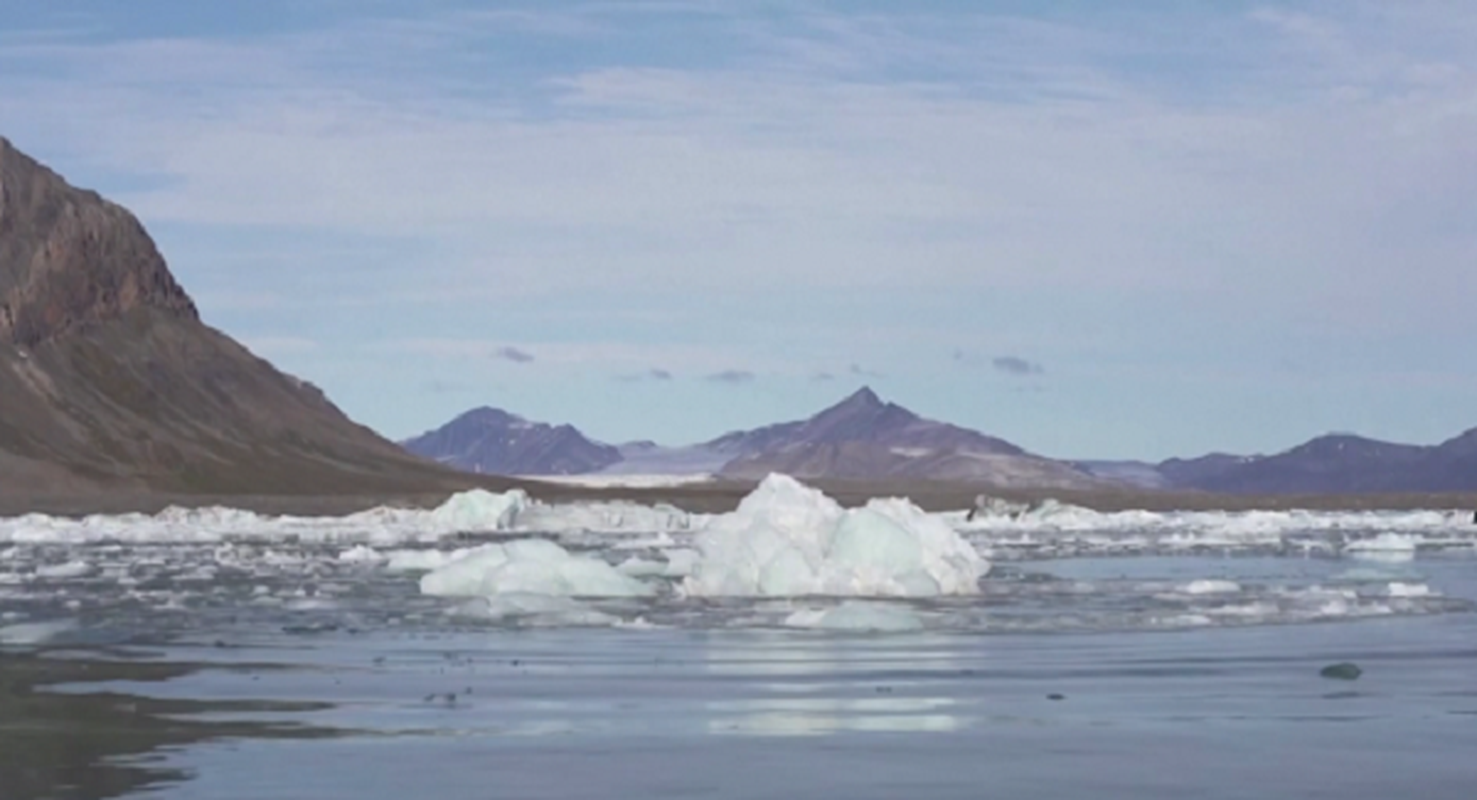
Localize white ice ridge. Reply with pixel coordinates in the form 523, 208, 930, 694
953, 501, 1468, 536
3, 478, 1476, 551
0, 488, 697, 545
682, 474, 987, 598
419, 538, 653, 598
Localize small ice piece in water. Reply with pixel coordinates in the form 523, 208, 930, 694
34, 560, 93, 579
420, 539, 653, 598
784, 601, 925, 632
1385, 582, 1434, 598
683, 474, 986, 598
0, 618, 79, 646
1344, 533, 1418, 562
1180, 579, 1241, 595
337, 545, 386, 564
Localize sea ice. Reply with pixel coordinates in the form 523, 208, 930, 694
34, 560, 93, 579
419, 538, 653, 598
453, 593, 620, 627
1179, 579, 1241, 595
682, 474, 986, 598
784, 601, 925, 632
0, 618, 78, 645
427, 488, 527, 531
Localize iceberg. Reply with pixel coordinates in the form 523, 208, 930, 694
419, 538, 653, 598
428, 488, 527, 531
682, 474, 986, 598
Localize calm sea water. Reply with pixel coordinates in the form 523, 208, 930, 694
23, 554, 1471, 800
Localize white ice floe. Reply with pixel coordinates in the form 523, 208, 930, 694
419, 539, 653, 598
0, 618, 78, 646
34, 560, 93, 579
1179, 579, 1242, 595
1344, 532, 1420, 555
682, 475, 986, 598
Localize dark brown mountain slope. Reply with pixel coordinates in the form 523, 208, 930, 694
0, 136, 490, 495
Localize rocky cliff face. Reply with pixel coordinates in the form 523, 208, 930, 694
0, 137, 476, 495
0, 138, 197, 348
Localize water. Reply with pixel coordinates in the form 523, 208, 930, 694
2, 496, 1476, 798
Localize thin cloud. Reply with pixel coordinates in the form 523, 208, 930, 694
706, 369, 755, 384
811, 370, 837, 382
495, 346, 535, 364
992, 356, 1044, 377
849, 362, 883, 378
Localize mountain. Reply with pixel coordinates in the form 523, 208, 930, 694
0, 137, 468, 495
715, 387, 1098, 487
412, 387, 1098, 487
1155, 432, 1477, 494
1071, 460, 1171, 489
401, 407, 621, 476
1156, 453, 1263, 489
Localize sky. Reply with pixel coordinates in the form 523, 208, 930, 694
1, 0, 1474, 461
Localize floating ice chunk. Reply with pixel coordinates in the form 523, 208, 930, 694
1345, 533, 1418, 562
1180, 579, 1241, 595
683, 474, 986, 598
429, 489, 527, 532
1386, 582, 1434, 598
515, 501, 695, 534
1333, 566, 1423, 583
1346, 532, 1419, 551
420, 539, 653, 598
337, 545, 386, 564
384, 547, 478, 572
0, 618, 78, 646
784, 601, 925, 632
34, 560, 93, 579
454, 593, 619, 627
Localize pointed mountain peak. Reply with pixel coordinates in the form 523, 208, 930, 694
801, 385, 918, 442
835, 385, 883, 409
454, 406, 523, 425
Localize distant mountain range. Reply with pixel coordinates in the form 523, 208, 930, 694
1074, 430, 1477, 494
407, 389, 1477, 494
401, 407, 622, 476
403, 387, 1100, 488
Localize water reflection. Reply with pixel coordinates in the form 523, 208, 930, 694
703, 631, 970, 736
0, 649, 342, 800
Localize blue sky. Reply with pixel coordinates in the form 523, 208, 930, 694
2, 1, 1475, 460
